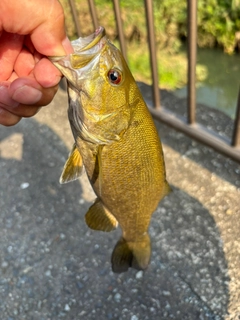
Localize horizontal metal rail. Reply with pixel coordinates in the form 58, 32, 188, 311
150, 107, 240, 163
67, 0, 240, 163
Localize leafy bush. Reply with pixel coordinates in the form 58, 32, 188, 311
198, 0, 240, 53
60, 0, 240, 53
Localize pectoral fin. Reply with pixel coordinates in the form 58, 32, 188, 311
60, 144, 83, 184
85, 199, 118, 232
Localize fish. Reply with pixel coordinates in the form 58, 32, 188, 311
50, 27, 171, 273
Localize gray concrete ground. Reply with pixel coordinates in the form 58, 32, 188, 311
0, 84, 239, 320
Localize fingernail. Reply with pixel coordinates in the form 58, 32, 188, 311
12, 86, 43, 105
0, 85, 19, 108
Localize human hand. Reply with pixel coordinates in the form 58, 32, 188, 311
0, 0, 73, 126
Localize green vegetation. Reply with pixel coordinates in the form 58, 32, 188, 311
198, 0, 240, 53
59, 0, 239, 90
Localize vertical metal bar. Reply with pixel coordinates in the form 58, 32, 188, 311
68, 0, 82, 37
112, 0, 127, 61
232, 87, 240, 147
144, 0, 160, 109
88, 0, 99, 30
187, 0, 197, 124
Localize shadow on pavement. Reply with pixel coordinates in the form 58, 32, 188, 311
0, 118, 229, 319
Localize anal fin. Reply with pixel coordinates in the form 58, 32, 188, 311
85, 199, 118, 232
60, 143, 83, 184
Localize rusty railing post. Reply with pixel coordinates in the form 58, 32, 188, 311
88, 0, 99, 30
112, 0, 127, 61
187, 0, 197, 124
68, 0, 82, 37
144, 0, 160, 109
232, 87, 240, 147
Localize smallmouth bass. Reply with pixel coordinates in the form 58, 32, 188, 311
50, 27, 170, 273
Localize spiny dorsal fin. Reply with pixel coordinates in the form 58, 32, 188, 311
60, 144, 83, 184
85, 198, 118, 232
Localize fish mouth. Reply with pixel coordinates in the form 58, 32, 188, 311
75, 26, 106, 53
50, 27, 106, 63
49, 27, 107, 87
68, 27, 107, 69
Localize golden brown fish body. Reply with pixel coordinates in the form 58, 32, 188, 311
50, 27, 170, 272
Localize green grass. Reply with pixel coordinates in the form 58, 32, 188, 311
123, 43, 207, 90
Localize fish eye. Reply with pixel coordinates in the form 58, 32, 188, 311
107, 69, 122, 85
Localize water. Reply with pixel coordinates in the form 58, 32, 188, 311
174, 48, 240, 119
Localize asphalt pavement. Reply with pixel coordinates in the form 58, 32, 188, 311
0, 83, 239, 320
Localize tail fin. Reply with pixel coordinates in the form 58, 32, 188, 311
111, 234, 151, 273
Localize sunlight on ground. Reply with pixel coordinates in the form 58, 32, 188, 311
163, 143, 240, 318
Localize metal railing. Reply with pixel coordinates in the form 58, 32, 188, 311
67, 0, 240, 163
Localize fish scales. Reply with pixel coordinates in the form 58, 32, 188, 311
50, 27, 170, 273
95, 101, 166, 237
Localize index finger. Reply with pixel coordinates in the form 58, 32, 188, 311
0, 32, 24, 80
30, 1, 74, 56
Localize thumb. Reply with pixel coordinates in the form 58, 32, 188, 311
0, 0, 73, 56
30, 1, 73, 56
